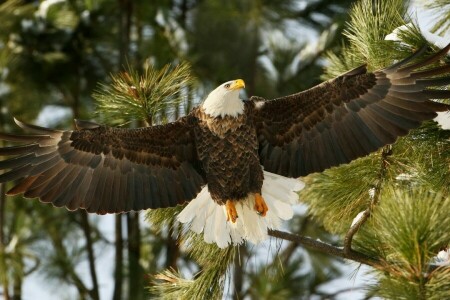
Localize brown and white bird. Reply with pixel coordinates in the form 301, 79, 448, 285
0, 44, 449, 248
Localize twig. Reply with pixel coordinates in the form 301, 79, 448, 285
268, 229, 385, 271
343, 209, 371, 255
343, 145, 392, 255
315, 286, 367, 299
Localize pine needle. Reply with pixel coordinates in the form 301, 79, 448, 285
150, 233, 235, 299
322, 0, 420, 80
422, 0, 450, 35
93, 61, 195, 126
361, 189, 450, 299
300, 154, 381, 234
343, 0, 408, 67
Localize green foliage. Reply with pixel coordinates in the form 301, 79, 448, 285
188, 0, 270, 92
189, 0, 355, 97
246, 260, 301, 299
377, 190, 449, 269
427, 270, 450, 300
301, 155, 380, 234
303, 121, 450, 236
94, 62, 195, 126
393, 122, 450, 194
0, 0, 34, 30
304, 120, 450, 298
357, 190, 450, 299
151, 234, 235, 299
322, 0, 428, 80
0, 1, 121, 298
302, 0, 450, 299
344, 0, 408, 66
422, 0, 450, 35
246, 246, 343, 299
147, 205, 235, 299
41, 0, 80, 30
147, 207, 183, 226
0, 0, 117, 121
322, 43, 360, 80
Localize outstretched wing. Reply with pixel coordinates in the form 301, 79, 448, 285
252, 44, 450, 177
0, 117, 205, 214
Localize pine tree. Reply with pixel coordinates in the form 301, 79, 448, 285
0, 1, 115, 298
301, 0, 450, 298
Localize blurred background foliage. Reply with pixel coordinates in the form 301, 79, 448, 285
0, 0, 449, 299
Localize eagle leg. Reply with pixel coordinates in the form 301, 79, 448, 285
226, 200, 238, 223
254, 193, 268, 217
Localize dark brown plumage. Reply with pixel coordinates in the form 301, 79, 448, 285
194, 107, 262, 204
254, 44, 450, 177
0, 44, 449, 216
0, 117, 205, 213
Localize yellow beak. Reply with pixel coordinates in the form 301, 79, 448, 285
230, 79, 245, 90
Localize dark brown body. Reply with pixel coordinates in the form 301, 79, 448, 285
192, 104, 263, 204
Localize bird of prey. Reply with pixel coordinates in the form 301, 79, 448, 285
0, 44, 449, 248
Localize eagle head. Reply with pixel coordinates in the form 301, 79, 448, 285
202, 79, 246, 118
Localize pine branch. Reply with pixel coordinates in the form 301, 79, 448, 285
268, 229, 384, 270
150, 235, 235, 299
93, 62, 195, 126
322, 0, 419, 80
343, 0, 409, 68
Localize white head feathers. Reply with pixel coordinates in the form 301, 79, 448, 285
202, 79, 245, 118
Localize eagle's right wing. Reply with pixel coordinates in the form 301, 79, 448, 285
252, 44, 450, 178
0, 117, 205, 214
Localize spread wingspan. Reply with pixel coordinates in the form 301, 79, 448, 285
0, 117, 205, 214
253, 44, 450, 177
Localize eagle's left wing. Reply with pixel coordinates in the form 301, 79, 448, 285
0, 117, 205, 214
252, 44, 450, 178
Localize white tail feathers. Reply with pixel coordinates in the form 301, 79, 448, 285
177, 171, 304, 248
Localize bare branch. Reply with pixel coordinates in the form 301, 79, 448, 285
268, 229, 385, 271
343, 145, 392, 254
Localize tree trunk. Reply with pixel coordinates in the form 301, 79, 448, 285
80, 211, 100, 300
12, 256, 23, 300
165, 220, 180, 270
127, 212, 143, 300
233, 245, 246, 300
0, 116, 11, 299
117, 1, 144, 299
68, 59, 99, 300
118, 0, 133, 66
0, 181, 11, 300
112, 215, 123, 300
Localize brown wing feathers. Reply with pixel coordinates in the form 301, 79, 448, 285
0, 118, 205, 214
254, 44, 450, 177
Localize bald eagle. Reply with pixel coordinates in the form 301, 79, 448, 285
0, 45, 449, 248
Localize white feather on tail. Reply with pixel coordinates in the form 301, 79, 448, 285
177, 171, 305, 248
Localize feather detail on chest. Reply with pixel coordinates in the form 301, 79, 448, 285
197, 108, 247, 138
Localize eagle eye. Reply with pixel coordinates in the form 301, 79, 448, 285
224, 83, 231, 89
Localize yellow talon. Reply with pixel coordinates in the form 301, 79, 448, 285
226, 200, 238, 223
254, 193, 268, 216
